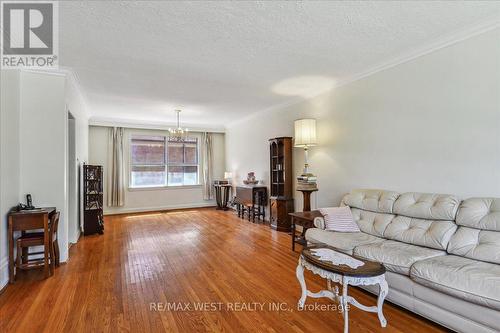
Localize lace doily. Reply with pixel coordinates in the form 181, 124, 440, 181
310, 248, 365, 269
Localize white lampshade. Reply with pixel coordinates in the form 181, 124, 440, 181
224, 172, 233, 179
294, 118, 317, 147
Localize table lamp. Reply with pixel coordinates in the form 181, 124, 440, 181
294, 118, 317, 177
294, 118, 318, 210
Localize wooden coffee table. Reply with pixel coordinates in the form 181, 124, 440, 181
296, 245, 388, 333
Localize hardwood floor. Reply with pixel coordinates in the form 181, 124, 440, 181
0, 209, 449, 333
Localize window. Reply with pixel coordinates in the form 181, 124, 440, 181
130, 135, 199, 188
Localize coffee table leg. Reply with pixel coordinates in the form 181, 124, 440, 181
296, 260, 307, 309
341, 277, 349, 333
377, 278, 388, 327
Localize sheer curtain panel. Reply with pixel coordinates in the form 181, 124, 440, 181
108, 127, 125, 207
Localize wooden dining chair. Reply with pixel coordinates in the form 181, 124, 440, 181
16, 211, 60, 276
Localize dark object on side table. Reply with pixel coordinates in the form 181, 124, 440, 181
83, 164, 104, 236
15, 194, 37, 211
234, 185, 267, 222
269, 137, 294, 231
290, 210, 323, 251
213, 182, 231, 210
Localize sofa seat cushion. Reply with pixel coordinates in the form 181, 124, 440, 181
410, 255, 500, 310
353, 240, 446, 275
305, 228, 384, 255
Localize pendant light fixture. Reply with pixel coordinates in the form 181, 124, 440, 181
168, 109, 189, 141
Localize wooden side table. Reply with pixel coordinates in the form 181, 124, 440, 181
289, 210, 323, 251
214, 184, 232, 211
235, 185, 267, 221
8, 207, 56, 283
297, 188, 318, 211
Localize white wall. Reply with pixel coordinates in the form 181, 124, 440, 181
67, 117, 76, 245
226, 28, 500, 211
65, 75, 89, 243
19, 71, 69, 261
0, 70, 21, 288
0, 70, 89, 289
89, 126, 225, 214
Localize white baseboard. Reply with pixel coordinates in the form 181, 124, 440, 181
0, 256, 9, 290
103, 201, 216, 215
69, 229, 81, 244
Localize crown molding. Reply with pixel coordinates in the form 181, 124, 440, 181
60, 66, 91, 118
19, 68, 67, 77
225, 95, 305, 127
226, 18, 500, 128
17, 67, 91, 118
89, 117, 226, 133
335, 17, 500, 89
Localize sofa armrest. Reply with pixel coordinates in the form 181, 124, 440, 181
340, 193, 349, 207
314, 217, 325, 229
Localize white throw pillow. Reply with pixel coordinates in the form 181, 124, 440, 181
319, 207, 360, 232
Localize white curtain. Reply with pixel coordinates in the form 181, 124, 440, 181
201, 132, 214, 200
108, 127, 125, 207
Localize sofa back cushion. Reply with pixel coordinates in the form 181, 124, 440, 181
383, 216, 457, 250
343, 189, 399, 214
447, 227, 500, 264
345, 190, 461, 250
448, 198, 500, 264
455, 198, 500, 230
350, 208, 395, 237
393, 192, 460, 220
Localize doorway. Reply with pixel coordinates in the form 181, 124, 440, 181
67, 112, 79, 244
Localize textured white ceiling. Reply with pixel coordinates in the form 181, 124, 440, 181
59, 1, 500, 128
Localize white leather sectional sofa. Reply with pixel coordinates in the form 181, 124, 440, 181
305, 189, 500, 333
